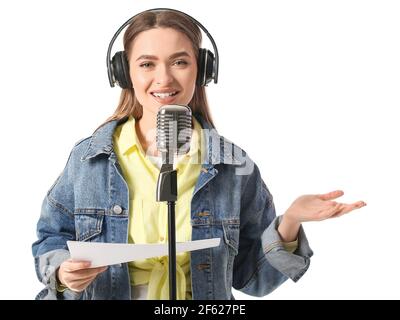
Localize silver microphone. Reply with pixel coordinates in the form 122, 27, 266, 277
156, 105, 192, 164
155, 105, 192, 301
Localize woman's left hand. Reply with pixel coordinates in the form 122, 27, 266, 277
284, 190, 367, 223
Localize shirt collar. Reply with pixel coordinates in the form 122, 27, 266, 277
117, 116, 140, 155
81, 113, 244, 166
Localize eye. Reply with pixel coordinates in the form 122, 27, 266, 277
173, 60, 188, 66
139, 62, 154, 68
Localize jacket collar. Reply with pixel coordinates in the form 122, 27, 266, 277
81, 113, 244, 166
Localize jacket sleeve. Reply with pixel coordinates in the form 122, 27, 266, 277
32, 148, 83, 300
232, 163, 313, 297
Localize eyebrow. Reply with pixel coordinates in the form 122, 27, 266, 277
135, 51, 191, 61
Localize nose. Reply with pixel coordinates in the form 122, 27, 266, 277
154, 64, 174, 85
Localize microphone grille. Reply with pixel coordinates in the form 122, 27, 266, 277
156, 105, 192, 155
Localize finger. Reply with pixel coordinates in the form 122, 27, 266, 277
68, 268, 107, 292
330, 205, 349, 218
332, 201, 367, 217
68, 277, 96, 292
66, 266, 108, 278
317, 190, 344, 201
66, 272, 96, 285
71, 267, 108, 282
68, 272, 98, 284
317, 202, 343, 220
63, 260, 91, 272
355, 201, 367, 208
63, 267, 108, 288
340, 201, 367, 212
78, 266, 108, 279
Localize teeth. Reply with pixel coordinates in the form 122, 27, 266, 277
152, 92, 177, 98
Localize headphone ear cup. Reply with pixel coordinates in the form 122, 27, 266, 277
204, 50, 215, 85
111, 51, 132, 89
196, 49, 215, 86
196, 49, 206, 86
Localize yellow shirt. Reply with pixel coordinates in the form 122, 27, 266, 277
113, 116, 203, 300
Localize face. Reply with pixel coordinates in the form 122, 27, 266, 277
129, 27, 198, 117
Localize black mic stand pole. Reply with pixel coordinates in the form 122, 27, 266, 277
156, 150, 177, 300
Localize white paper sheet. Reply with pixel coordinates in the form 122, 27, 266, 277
67, 238, 221, 268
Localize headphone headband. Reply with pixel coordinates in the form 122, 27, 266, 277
106, 8, 219, 87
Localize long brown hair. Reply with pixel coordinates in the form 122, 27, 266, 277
100, 10, 215, 129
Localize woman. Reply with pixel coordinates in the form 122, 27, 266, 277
32, 9, 366, 300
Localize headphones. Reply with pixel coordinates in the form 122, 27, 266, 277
107, 8, 219, 89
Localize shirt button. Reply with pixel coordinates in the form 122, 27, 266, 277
159, 236, 165, 242
113, 205, 123, 214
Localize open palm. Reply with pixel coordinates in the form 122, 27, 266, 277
285, 190, 366, 223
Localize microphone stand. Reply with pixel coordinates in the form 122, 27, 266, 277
156, 150, 177, 300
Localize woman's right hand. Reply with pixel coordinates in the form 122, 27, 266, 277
57, 259, 108, 292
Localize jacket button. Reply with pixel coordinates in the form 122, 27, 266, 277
113, 205, 123, 214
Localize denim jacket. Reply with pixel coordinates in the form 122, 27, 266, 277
32, 114, 313, 300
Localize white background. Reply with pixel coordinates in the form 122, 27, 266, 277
0, 0, 399, 300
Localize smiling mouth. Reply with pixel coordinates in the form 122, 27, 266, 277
151, 91, 179, 98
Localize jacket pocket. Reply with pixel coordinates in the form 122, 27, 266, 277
222, 220, 239, 256
74, 209, 104, 242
